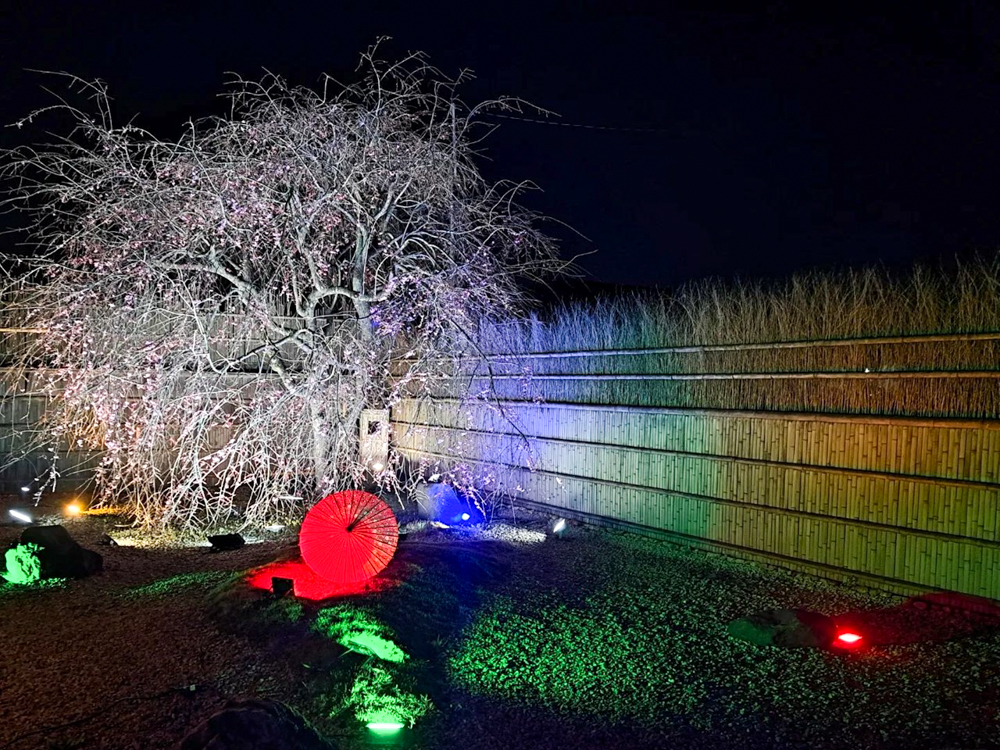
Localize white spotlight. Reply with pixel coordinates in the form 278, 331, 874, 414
19, 486, 30, 493
9, 509, 32, 523
372, 462, 385, 472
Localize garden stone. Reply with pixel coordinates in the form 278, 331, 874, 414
179, 698, 337, 750
415, 481, 459, 520
19, 525, 102, 579
726, 608, 836, 648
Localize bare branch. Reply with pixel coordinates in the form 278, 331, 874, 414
0, 49, 565, 528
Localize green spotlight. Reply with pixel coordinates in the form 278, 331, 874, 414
367, 721, 404, 732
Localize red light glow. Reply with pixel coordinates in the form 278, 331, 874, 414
246, 560, 398, 601
834, 631, 864, 647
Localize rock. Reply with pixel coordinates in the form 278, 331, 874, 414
909, 591, 1000, 620
19, 525, 102, 579
179, 698, 336, 750
415, 481, 456, 520
727, 608, 836, 648
414, 482, 482, 524
208, 533, 245, 552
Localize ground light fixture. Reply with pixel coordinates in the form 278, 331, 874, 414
548, 517, 567, 538
833, 631, 864, 648
271, 576, 294, 598
65, 501, 82, 516
367, 721, 404, 731
207, 533, 245, 551
365, 721, 403, 740
9, 509, 32, 523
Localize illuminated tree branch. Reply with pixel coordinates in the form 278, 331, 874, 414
0, 46, 563, 528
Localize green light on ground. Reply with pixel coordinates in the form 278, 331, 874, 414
313, 606, 407, 662
449, 592, 697, 719
2, 544, 41, 585
342, 631, 407, 663
347, 663, 431, 728
314, 607, 430, 727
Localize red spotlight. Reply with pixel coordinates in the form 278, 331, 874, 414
833, 631, 864, 648
246, 560, 398, 601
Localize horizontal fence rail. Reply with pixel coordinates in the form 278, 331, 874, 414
438, 370, 1000, 380
401, 330, 1000, 360
392, 328, 1000, 601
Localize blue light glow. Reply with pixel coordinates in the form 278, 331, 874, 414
426, 483, 483, 525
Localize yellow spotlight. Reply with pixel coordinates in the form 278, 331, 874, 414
65, 501, 83, 516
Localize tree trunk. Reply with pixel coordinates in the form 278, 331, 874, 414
310, 402, 328, 492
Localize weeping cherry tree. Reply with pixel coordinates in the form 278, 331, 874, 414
0, 47, 561, 527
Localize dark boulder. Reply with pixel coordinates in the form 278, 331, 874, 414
727, 608, 837, 648
415, 481, 458, 520
179, 699, 336, 750
19, 525, 102, 579
415, 481, 482, 525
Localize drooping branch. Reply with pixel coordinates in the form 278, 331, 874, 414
0, 46, 565, 528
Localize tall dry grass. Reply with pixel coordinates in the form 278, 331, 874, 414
458, 258, 1000, 417
480, 258, 1000, 354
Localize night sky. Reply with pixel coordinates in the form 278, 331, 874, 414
2, 1, 999, 289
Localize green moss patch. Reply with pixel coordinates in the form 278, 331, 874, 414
345, 662, 432, 727
2, 544, 42, 585
313, 605, 407, 663
450, 592, 706, 721
122, 570, 237, 599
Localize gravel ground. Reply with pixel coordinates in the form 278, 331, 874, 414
1, 496, 998, 750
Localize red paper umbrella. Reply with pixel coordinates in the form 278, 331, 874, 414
299, 490, 399, 584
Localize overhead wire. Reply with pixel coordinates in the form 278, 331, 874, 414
483, 111, 699, 135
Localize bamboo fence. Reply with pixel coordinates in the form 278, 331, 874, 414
392, 333, 1000, 600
